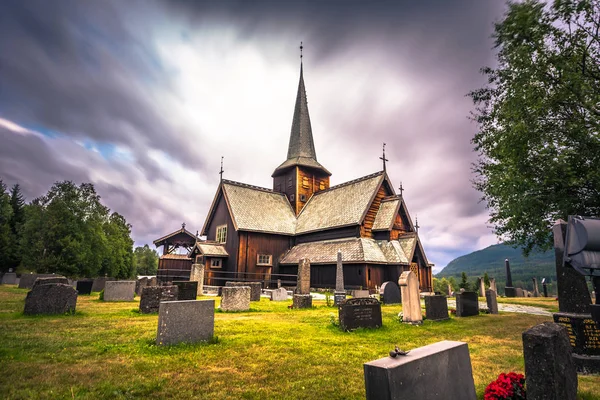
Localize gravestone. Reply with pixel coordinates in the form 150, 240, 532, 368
226, 281, 261, 301
190, 262, 205, 296
447, 283, 453, 296
478, 278, 485, 296
489, 278, 497, 293
19, 274, 57, 289
338, 298, 382, 331
515, 288, 525, 297
1, 272, 17, 284
140, 285, 179, 314
486, 289, 498, 314
504, 259, 516, 297
532, 277, 540, 297
542, 279, 548, 297
220, 286, 250, 311
379, 281, 401, 304
297, 258, 311, 295
148, 277, 158, 287
173, 281, 198, 301
523, 322, 577, 400
76, 280, 94, 295
270, 287, 288, 301
424, 295, 449, 321
455, 292, 479, 317
24, 284, 78, 315
135, 277, 149, 296
103, 281, 136, 301
293, 294, 312, 309
32, 276, 69, 289
91, 277, 115, 292
334, 251, 346, 305
364, 341, 477, 400
352, 290, 370, 298
156, 299, 215, 346
398, 271, 422, 324
553, 313, 600, 373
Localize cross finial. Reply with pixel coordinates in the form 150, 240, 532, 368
399, 181, 404, 196
182, 222, 186, 230
196, 230, 199, 238
379, 143, 388, 171
219, 156, 224, 181
300, 41, 303, 60
415, 216, 420, 233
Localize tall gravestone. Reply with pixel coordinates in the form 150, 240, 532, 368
478, 278, 485, 297
294, 258, 312, 309
398, 271, 422, 324
504, 259, 516, 298
190, 262, 205, 296
486, 289, 498, 314
379, 281, 401, 304
532, 277, 540, 297
424, 295, 449, 321
455, 292, 479, 317
334, 251, 345, 305
447, 283, 453, 296
489, 278, 497, 293
523, 322, 577, 400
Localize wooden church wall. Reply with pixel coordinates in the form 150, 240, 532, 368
237, 232, 293, 276
295, 225, 360, 244
360, 185, 388, 238
204, 193, 239, 273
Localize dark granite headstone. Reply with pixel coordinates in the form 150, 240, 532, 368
18, 274, 58, 289
173, 281, 198, 301
76, 280, 94, 295
553, 312, 600, 373
523, 322, 577, 400
424, 295, 449, 321
1, 272, 17, 284
135, 277, 149, 296
32, 276, 69, 289
338, 298, 382, 331
226, 281, 261, 301
293, 294, 312, 309
140, 285, 179, 314
24, 283, 78, 315
485, 289, 498, 314
91, 277, 115, 292
505, 287, 517, 297
379, 281, 401, 305
156, 300, 215, 346
455, 292, 479, 317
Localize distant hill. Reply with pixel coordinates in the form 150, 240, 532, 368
436, 243, 556, 294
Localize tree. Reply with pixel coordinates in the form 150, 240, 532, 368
102, 212, 134, 279
484, 272, 491, 289
459, 271, 470, 291
133, 244, 159, 276
7, 184, 26, 270
0, 180, 13, 272
469, 0, 600, 254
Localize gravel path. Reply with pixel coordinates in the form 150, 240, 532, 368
446, 299, 552, 316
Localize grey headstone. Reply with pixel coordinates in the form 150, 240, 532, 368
532, 277, 540, 297
293, 294, 312, 309
18, 274, 57, 289
297, 258, 311, 295
135, 277, 149, 296
220, 286, 250, 311
425, 295, 449, 321
173, 281, 198, 301
379, 281, 401, 305
24, 283, 78, 315
226, 281, 261, 301
485, 289, 498, 314
352, 290, 370, 298
455, 292, 479, 317
76, 280, 94, 295
364, 341, 477, 400
156, 300, 215, 346
190, 263, 205, 296
1, 272, 17, 284
505, 287, 517, 298
523, 322, 577, 400
515, 288, 524, 297
140, 285, 179, 314
103, 281, 136, 301
91, 277, 115, 292
32, 276, 69, 289
270, 287, 288, 301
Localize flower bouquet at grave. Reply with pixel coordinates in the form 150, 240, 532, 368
484, 372, 525, 400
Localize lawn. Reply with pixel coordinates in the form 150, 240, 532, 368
0, 286, 598, 399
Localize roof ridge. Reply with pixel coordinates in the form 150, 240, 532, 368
312, 170, 384, 195
222, 179, 275, 194
381, 195, 401, 202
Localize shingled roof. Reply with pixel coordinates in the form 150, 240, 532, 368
191, 241, 229, 257
372, 196, 401, 231
295, 171, 386, 234
280, 237, 389, 265
220, 181, 297, 235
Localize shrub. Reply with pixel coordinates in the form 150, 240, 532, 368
484, 372, 525, 400
99, 289, 104, 301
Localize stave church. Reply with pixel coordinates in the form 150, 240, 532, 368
156, 59, 434, 292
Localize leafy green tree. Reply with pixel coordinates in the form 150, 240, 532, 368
448, 276, 457, 293
133, 244, 159, 276
484, 272, 491, 289
459, 272, 470, 291
102, 212, 134, 279
7, 184, 26, 270
0, 180, 13, 272
469, 0, 600, 254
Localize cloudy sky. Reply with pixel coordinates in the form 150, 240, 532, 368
0, 0, 508, 272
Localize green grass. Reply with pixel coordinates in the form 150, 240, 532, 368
0, 286, 598, 399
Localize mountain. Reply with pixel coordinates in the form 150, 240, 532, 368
436, 243, 556, 293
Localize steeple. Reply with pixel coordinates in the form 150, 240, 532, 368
272, 60, 331, 177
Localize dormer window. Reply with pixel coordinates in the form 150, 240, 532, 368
216, 225, 227, 244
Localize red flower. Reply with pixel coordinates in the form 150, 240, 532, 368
484, 372, 526, 400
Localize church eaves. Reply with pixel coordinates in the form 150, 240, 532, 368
272, 63, 331, 177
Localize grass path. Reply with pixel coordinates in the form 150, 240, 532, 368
0, 286, 598, 399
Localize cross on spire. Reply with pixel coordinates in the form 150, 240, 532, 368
182, 222, 186, 230
415, 216, 420, 233
379, 143, 388, 171
300, 41, 303, 60
399, 181, 404, 196
219, 156, 224, 181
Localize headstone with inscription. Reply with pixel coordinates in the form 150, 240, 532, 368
76, 280, 93, 295
379, 281, 401, 304
553, 313, 600, 374
338, 297, 382, 331
486, 289, 498, 314
270, 287, 288, 301
424, 295, 449, 321
297, 258, 311, 295
399, 271, 422, 324
220, 286, 250, 312
455, 292, 479, 317
173, 281, 198, 301
334, 251, 346, 305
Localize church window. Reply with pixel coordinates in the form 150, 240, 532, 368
257, 254, 272, 266
210, 258, 222, 268
216, 225, 227, 244
302, 176, 309, 188
319, 181, 325, 190
288, 177, 293, 188
299, 194, 306, 202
